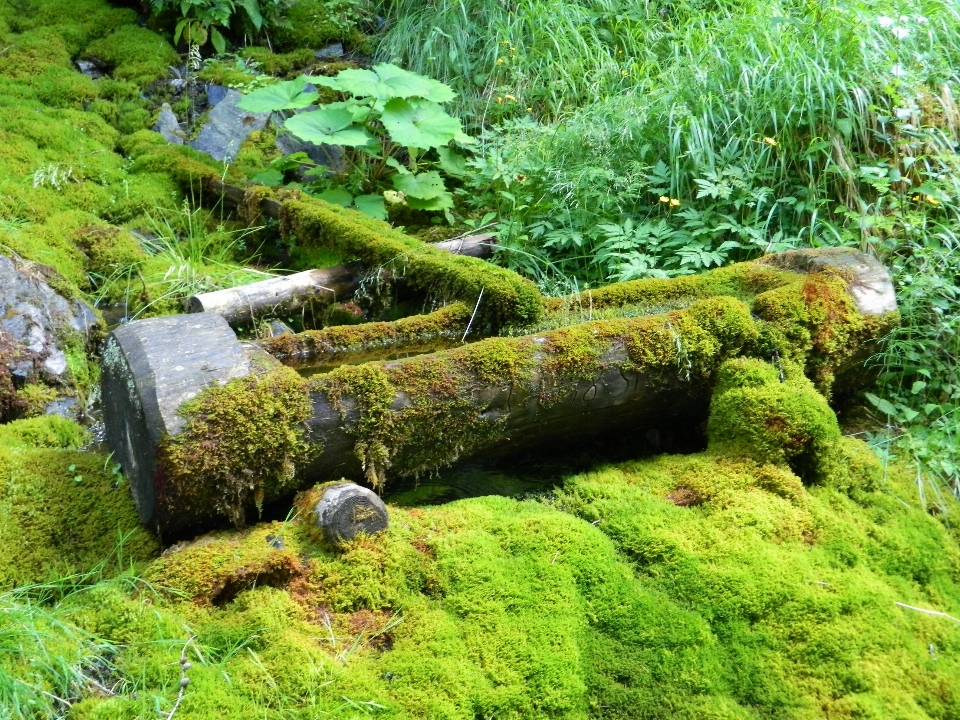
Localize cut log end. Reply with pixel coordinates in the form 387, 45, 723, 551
314, 483, 389, 543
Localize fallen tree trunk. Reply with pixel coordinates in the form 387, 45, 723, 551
102, 248, 898, 537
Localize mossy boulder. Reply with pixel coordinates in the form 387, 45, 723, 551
707, 357, 843, 483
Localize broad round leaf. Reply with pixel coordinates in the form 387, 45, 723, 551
392, 170, 446, 200
238, 77, 318, 113
407, 192, 455, 211
354, 194, 388, 220
380, 98, 465, 150
309, 64, 456, 103
285, 106, 374, 148
315, 188, 354, 207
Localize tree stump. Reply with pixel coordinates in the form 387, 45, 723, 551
314, 483, 389, 542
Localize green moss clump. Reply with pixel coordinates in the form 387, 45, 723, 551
269, 0, 362, 51
0, 416, 159, 589
157, 365, 315, 529
144, 524, 305, 604
707, 357, 843, 483
84, 26, 179, 86
236, 47, 321, 78
751, 270, 898, 394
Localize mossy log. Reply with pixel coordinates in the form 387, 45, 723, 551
102, 248, 898, 537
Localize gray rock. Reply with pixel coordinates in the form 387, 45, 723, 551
314, 483, 389, 543
75, 59, 103, 80
153, 103, 185, 145
315, 42, 344, 60
206, 83, 229, 107
44, 396, 79, 419
189, 89, 270, 162
0, 254, 101, 419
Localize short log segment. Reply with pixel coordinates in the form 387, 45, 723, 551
101, 313, 253, 525
103, 249, 899, 536
187, 264, 362, 326
314, 483, 389, 543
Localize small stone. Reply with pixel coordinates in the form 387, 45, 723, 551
314, 42, 344, 60
75, 59, 103, 80
153, 103, 185, 146
314, 483, 389, 543
43, 397, 79, 420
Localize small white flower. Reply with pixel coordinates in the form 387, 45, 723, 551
891, 64, 905, 77
892, 26, 910, 39
915, 15, 928, 23
877, 16, 895, 27
895, 107, 913, 120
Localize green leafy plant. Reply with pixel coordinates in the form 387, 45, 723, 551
238, 64, 473, 220
149, 0, 285, 53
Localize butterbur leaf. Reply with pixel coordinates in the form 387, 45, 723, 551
354, 194, 388, 220
285, 106, 374, 147
310, 64, 456, 103
252, 168, 284, 186
324, 100, 372, 124
315, 188, 354, 207
437, 147, 469, 178
392, 170, 446, 200
239, 77, 318, 112
407, 193, 455, 211
381, 98, 466, 150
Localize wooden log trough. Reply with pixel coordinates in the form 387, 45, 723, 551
102, 248, 898, 538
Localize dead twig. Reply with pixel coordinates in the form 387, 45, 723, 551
895, 602, 960, 624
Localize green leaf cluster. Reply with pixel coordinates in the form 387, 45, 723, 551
238, 64, 473, 220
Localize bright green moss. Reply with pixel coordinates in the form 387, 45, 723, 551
0, 416, 159, 589
84, 26, 179, 86
238, 47, 325, 77
277, 196, 544, 328
707, 357, 844, 483
0, 27, 73, 79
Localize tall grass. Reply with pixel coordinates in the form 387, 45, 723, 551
379, 0, 960, 505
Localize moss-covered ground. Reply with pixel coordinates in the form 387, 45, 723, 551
0, 3, 958, 719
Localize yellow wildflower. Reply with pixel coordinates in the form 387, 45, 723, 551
510, 46, 516, 51
670, 198, 680, 206
496, 97, 503, 103
505, 94, 516, 100
497, 58, 505, 65
659, 196, 670, 203
925, 194, 940, 205
763, 136, 778, 146
526, 107, 533, 112
621, 70, 629, 76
